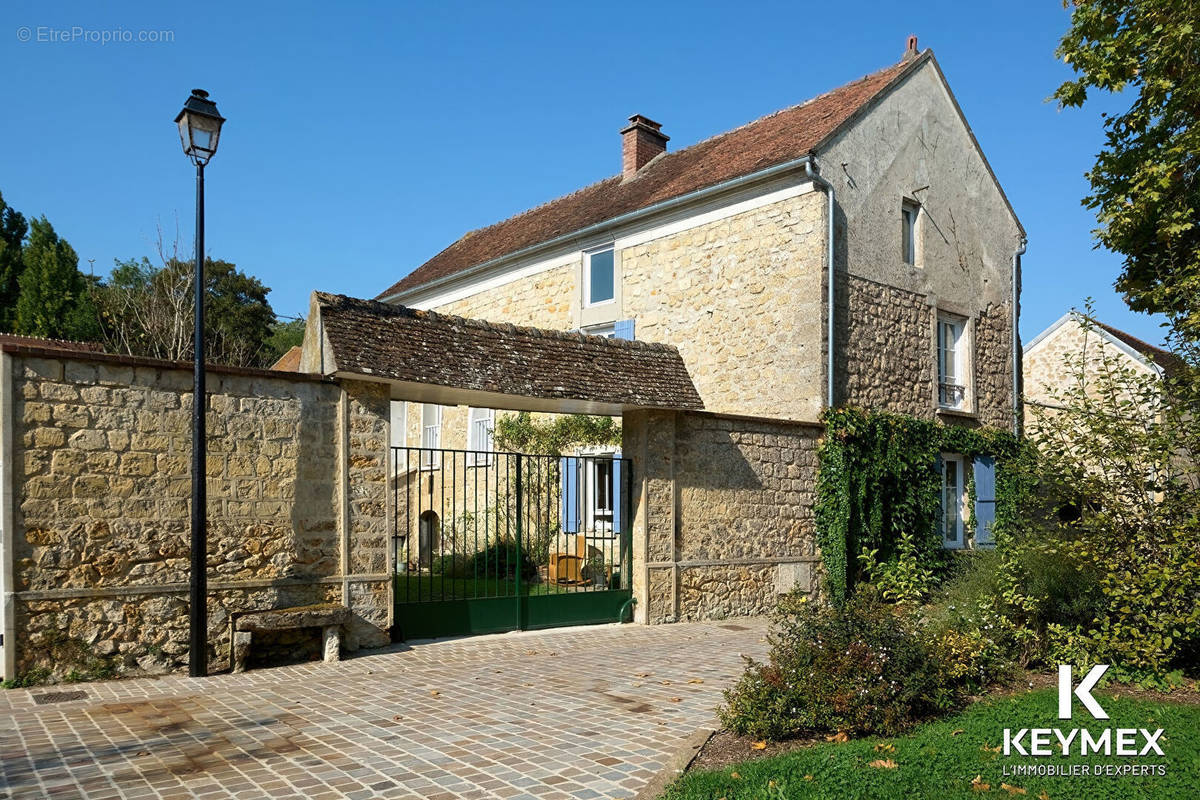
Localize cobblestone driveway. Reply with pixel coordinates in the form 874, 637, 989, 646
0, 619, 768, 799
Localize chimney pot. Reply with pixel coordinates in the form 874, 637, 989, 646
620, 115, 668, 179
904, 35, 919, 59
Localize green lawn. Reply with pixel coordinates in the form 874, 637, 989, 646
394, 574, 609, 600
664, 689, 1200, 800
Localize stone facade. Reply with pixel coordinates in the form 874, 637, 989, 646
624, 410, 822, 623
424, 188, 827, 423
622, 192, 826, 422
1023, 316, 1159, 411
3, 352, 391, 681
840, 276, 1013, 430
436, 263, 577, 329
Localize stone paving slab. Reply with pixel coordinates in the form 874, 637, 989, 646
0, 619, 768, 799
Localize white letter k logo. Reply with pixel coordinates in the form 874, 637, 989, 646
1059, 664, 1109, 720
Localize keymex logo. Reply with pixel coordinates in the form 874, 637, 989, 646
1059, 664, 1108, 719
1001, 664, 1165, 763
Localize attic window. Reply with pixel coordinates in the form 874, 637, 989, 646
901, 199, 921, 266
585, 247, 616, 306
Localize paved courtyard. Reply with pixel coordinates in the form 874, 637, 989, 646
0, 619, 768, 799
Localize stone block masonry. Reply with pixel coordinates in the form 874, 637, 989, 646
624, 409, 823, 623
1, 349, 392, 682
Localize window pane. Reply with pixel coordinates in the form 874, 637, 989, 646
943, 459, 960, 542
902, 208, 914, 264
588, 249, 615, 304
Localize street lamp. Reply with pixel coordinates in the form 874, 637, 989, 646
176, 88, 224, 678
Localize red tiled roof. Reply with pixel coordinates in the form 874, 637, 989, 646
378, 54, 925, 300
271, 345, 303, 372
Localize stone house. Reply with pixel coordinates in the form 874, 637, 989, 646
0, 41, 1029, 680
373, 38, 1025, 580
1024, 311, 1186, 412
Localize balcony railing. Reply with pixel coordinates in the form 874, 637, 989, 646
938, 382, 967, 409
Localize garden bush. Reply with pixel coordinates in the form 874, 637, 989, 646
718, 590, 966, 740
463, 538, 538, 581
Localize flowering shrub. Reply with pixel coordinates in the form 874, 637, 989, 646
718, 590, 964, 740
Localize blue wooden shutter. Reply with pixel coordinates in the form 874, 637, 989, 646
973, 456, 996, 547
611, 452, 623, 534
560, 457, 579, 533
614, 319, 635, 340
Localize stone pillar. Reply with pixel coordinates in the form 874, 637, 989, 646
338, 379, 392, 650
622, 409, 678, 624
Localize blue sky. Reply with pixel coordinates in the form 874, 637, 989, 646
0, 0, 1167, 345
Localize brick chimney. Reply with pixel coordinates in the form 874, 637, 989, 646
620, 115, 668, 179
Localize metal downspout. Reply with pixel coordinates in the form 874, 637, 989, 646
1011, 239, 1026, 436
805, 160, 836, 409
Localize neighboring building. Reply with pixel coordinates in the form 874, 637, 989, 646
270, 345, 303, 372
377, 39, 1024, 555
1024, 312, 1185, 411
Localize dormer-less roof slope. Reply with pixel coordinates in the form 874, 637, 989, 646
315, 293, 704, 411
1093, 321, 1189, 379
378, 55, 924, 301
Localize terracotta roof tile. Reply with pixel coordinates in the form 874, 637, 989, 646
271, 345, 303, 372
316, 293, 704, 410
1093, 321, 1189, 378
379, 55, 923, 299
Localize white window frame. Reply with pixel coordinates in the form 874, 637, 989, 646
420, 404, 441, 469
467, 407, 494, 466
901, 199, 920, 266
937, 314, 969, 410
583, 246, 616, 308
389, 400, 408, 476
941, 454, 966, 550
581, 322, 616, 338
576, 446, 618, 537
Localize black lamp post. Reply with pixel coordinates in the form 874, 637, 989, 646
175, 89, 224, 678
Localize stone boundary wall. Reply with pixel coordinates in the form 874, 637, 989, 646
624, 410, 823, 623
0, 349, 391, 681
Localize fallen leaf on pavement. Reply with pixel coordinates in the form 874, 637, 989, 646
430, 690, 440, 697
668, 697, 682, 703
688, 678, 704, 684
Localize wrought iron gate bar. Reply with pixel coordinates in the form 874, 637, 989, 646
391, 446, 633, 640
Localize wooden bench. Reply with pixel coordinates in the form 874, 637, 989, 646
230, 603, 350, 674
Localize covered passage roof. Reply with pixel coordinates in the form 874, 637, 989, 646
306, 292, 704, 415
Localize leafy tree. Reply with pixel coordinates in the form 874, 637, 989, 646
14, 217, 98, 341
92, 255, 278, 367
1055, 0, 1200, 341
0, 192, 28, 331
1020, 310, 1200, 677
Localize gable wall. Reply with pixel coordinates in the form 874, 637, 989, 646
821, 59, 1022, 429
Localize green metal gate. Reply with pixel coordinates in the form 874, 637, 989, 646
391, 447, 633, 641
